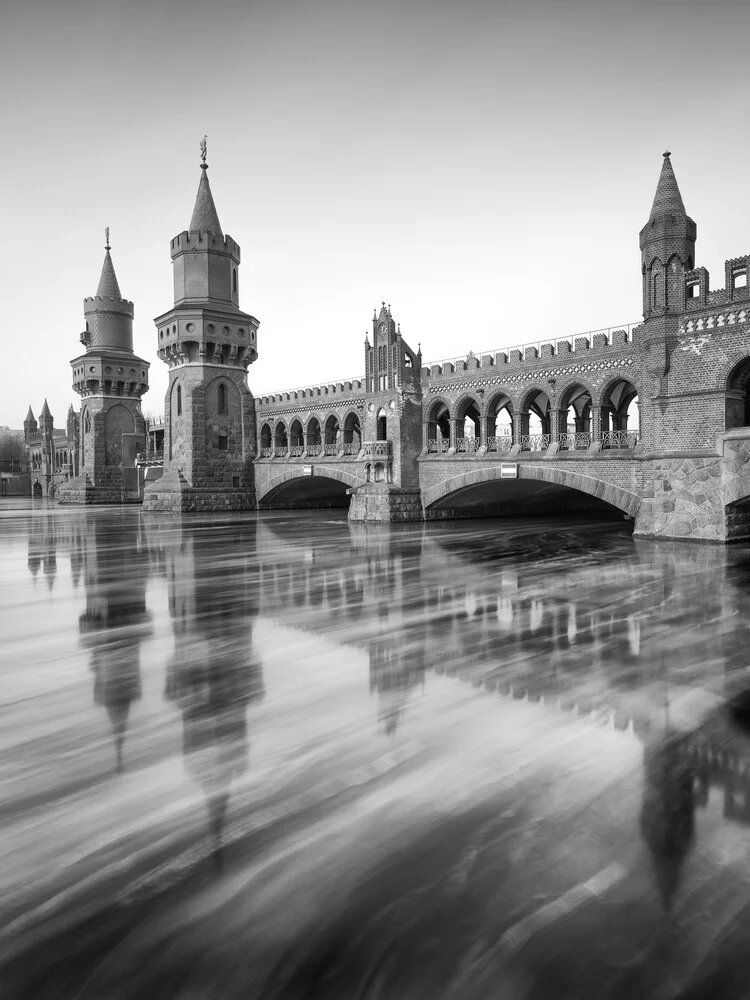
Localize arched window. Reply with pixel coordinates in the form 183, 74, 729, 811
233, 268, 237, 294
376, 408, 387, 441
176, 384, 182, 416
218, 382, 227, 415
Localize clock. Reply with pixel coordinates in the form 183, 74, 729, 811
378, 322, 387, 337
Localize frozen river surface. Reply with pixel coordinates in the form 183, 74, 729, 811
3, 502, 750, 999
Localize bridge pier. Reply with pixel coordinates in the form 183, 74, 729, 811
348, 484, 423, 523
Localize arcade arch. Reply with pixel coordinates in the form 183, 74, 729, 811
426, 399, 451, 453
306, 416, 322, 455
274, 421, 288, 455
560, 383, 593, 450
343, 411, 362, 454
486, 392, 514, 452
725, 357, 750, 430
454, 395, 481, 452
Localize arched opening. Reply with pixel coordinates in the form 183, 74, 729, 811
260, 422, 272, 456
232, 268, 237, 294
486, 393, 514, 452
426, 400, 451, 453
520, 389, 551, 451
374, 462, 386, 482
560, 384, 592, 450
343, 412, 362, 454
274, 421, 288, 456
376, 409, 387, 442
260, 474, 351, 510
176, 384, 182, 416
306, 417, 322, 455
217, 382, 227, 415
324, 415, 341, 455
454, 396, 481, 453
726, 357, 750, 430
289, 419, 304, 456
601, 379, 639, 448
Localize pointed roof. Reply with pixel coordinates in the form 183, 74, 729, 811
96, 248, 122, 298
40, 399, 52, 419
189, 165, 223, 235
25, 405, 35, 423
649, 151, 686, 220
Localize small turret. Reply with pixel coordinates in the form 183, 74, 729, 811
640, 152, 696, 318
82, 230, 135, 352
24, 406, 37, 444
39, 399, 53, 437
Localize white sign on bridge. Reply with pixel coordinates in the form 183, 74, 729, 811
500, 463, 518, 479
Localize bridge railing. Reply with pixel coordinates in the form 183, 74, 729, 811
486, 436, 513, 453
520, 434, 550, 452
600, 431, 639, 449
363, 441, 392, 460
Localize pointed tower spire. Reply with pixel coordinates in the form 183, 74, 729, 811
96, 228, 122, 299
40, 398, 51, 419
189, 136, 223, 235
649, 151, 686, 220
25, 405, 35, 423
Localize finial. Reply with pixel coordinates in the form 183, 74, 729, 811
663, 150, 671, 158
200, 134, 208, 170
104, 226, 110, 250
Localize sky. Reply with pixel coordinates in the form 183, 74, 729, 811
2, 0, 749, 426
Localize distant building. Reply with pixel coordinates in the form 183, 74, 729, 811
22, 401, 78, 498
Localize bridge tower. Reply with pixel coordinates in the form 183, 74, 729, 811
143, 140, 259, 511
349, 303, 423, 521
59, 233, 150, 504
639, 152, 697, 442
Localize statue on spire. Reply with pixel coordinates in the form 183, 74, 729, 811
200, 135, 208, 165
105, 226, 110, 250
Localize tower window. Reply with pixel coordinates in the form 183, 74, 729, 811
687, 283, 700, 299
218, 435, 228, 451
176, 384, 182, 416
218, 383, 227, 414
733, 271, 748, 290
233, 268, 237, 294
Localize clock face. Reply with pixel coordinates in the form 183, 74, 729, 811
378, 322, 387, 337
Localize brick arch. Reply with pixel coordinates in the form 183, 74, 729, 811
518, 384, 552, 411
716, 352, 750, 391
452, 391, 482, 420
257, 465, 364, 502
422, 464, 641, 517
483, 387, 516, 419
424, 395, 452, 420
593, 371, 640, 407
558, 377, 596, 409
304, 412, 324, 431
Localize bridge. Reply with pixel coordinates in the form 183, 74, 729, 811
254, 301, 750, 542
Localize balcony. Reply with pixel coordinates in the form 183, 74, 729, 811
363, 441, 392, 460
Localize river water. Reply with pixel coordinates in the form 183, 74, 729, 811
3, 502, 750, 999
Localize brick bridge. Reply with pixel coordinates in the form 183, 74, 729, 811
250, 155, 750, 542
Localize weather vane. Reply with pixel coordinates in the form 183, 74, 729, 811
200, 134, 208, 164
105, 226, 110, 250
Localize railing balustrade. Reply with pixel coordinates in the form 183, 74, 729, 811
306, 444, 321, 456
363, 440, 392, 459
486, 436, 513, 453
600, 430, 638, 449
520, 434, 550, 452
274, 446, 288, 457
455, 436, 481, 453
343, 441, 360, 455
427, 438, 450, 454
289, 445, 304, 457
260, 446, 273, 457
559, 433, 591, 451
323, 443, 339, 456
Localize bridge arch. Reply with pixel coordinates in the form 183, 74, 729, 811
422, 464, 640, 518
258, 465, 364, 507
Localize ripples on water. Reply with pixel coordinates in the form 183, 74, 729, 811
2, 502, 750, 999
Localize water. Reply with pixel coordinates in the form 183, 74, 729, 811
3, 501, 750, 999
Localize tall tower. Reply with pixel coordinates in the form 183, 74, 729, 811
143, 140, 259, 512
349, 302, 424, 521
639, 152, 696, 388
59, 232, 150, 504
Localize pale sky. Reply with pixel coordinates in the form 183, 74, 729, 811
2, 0, 749, 426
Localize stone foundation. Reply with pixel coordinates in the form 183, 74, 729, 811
142, 468, 255, 512
57, 471, 141, 505
348, 485, 423, 522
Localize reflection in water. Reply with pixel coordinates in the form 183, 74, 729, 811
6, 510, 750, 999
160, 520, 265, 860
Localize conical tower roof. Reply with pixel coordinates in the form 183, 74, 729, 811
96, 247, 122, 298
40, 399, 52, 419
189, 165, 223, 235
25, 406, 35, 423
649, 151, 686, 220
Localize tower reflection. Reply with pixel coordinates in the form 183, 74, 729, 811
159, 518, 264, 862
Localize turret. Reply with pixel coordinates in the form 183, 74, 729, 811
81, 230, 135, 352
24, 406, 37, 444
640, 152, 696, 318
39, 399, 53, 438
